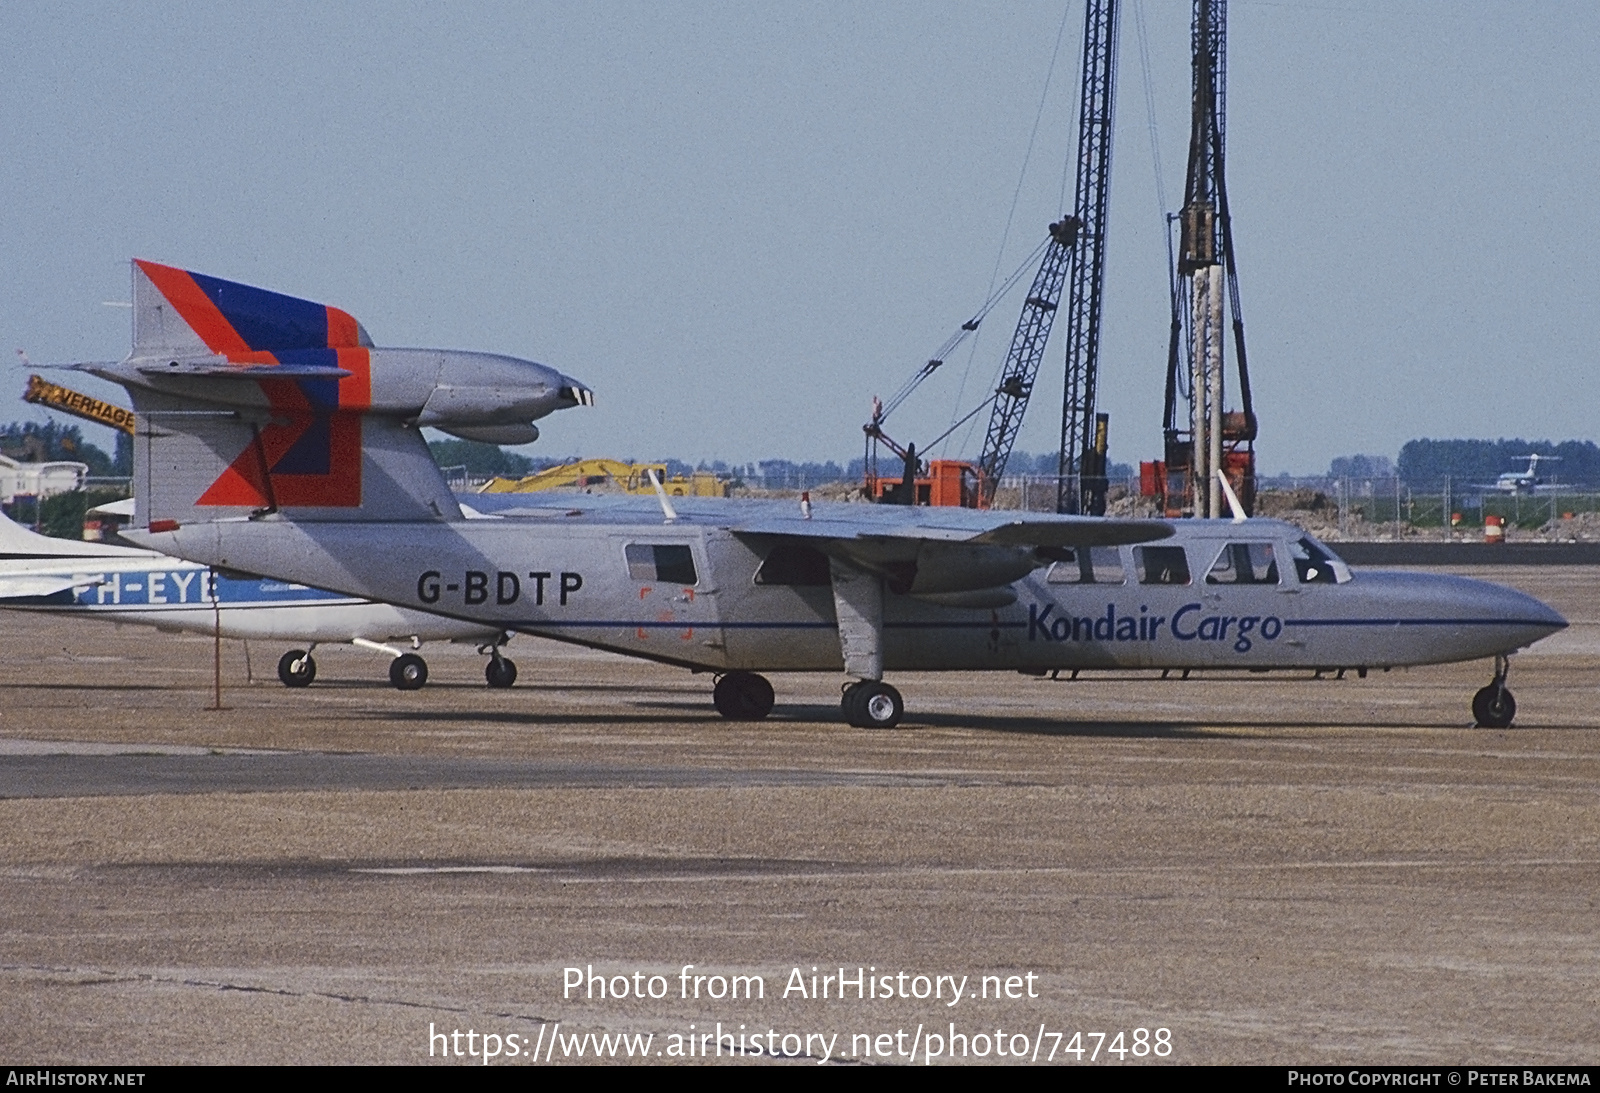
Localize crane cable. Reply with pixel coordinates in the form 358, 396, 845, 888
940, 0, 1078, 456
876, 237, 1050, 424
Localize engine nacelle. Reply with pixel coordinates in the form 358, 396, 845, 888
904, 542, 1039, 595
836, 540, 1040, 596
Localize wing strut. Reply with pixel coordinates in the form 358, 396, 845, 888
829, 558, 884, 682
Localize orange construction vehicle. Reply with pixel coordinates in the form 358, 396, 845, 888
864, 457, 985, 508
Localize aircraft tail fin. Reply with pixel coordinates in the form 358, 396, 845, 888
110, 261, 460, 528
132, 259, 373, 359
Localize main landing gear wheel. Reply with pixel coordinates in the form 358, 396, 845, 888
389, 653, 429, 691
485, 657, 518, 688
712, 671, 775, 721
842, 681, 904, 729
277, 650, 316, 687
1473, 683, 1516, 728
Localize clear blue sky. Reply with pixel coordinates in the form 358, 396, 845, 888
4, 1, 1595, 474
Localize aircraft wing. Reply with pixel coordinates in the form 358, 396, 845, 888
725, 506, 1172, 548
473, 493, 1173, 549
968, 516, 1171, 548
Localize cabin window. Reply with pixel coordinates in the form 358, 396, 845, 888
1045, 546, 1126, 585
1205, 542, 1280, 585
625, 544, 698, 585
755, 543, 832, 586
1135, 545, 1191, 586
1291, 537, 1342, 584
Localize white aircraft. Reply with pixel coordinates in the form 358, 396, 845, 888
1476, 454, 1562, 494
0, 507, 513, 688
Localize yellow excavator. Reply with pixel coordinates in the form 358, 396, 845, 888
478, 458, 728, 497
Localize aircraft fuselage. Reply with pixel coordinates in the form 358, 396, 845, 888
145, 509, 1563, 675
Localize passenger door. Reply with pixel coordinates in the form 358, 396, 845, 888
610, 535, 723, 660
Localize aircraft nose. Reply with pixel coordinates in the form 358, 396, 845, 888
1433, 572, 1566, 653
1344, 570, 1566, 664
1470, 576, 1566, 628
1517, 587, 1568, 634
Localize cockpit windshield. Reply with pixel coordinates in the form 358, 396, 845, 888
1290, 536, 1351, 584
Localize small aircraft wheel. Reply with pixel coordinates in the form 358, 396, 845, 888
845, 681, 904, 730
840, 682, 863, 717
712, 671, 775, 721
277, 650, 316, 688
485, 657, 518, 688
1473, 683, 1516, 728
389, 653, 429, 691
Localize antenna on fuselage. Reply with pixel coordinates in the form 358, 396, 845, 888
1215, 468, 1247, 523
647, 468, 678, 522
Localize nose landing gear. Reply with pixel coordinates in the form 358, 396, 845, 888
1473, 654, 1517, 728
277, 647, 317, 687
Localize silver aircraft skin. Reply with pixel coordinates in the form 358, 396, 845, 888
137, 492, 1565, 727
84, 261, 1566, 729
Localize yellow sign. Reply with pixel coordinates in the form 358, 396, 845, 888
23, 374, 135, 435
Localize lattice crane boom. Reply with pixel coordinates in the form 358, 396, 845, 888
1056, 0, 1120, 515
974, 216, 1079, 501
975, 0, 1121, 513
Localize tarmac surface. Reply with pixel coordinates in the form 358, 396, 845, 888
0, 564, 1596, 1065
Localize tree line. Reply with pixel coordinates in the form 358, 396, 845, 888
1397, 439, 1600, 485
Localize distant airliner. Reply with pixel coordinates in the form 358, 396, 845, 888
1474, 454, 1563, 494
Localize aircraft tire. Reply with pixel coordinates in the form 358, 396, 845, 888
844, 681, 903, 730
390, 653, 429, 691
278, 650, 316, 688
1472, 683, 1516, 728
485, 657, 518, 688
712, 671, 774, 720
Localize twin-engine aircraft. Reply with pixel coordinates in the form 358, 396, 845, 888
80, 262, 1564, 728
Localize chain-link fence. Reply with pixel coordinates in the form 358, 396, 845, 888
988, 473, 1600, 538
1251, 476, 1600, 539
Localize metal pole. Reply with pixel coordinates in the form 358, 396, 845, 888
1190, 273, 1208, 516
1206, 264, 1224, 518
208, 568, 226, 712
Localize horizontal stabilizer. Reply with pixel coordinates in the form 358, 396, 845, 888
135, 360, 352, 379
0, 508, 154, 560
0, 574, 101, 600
